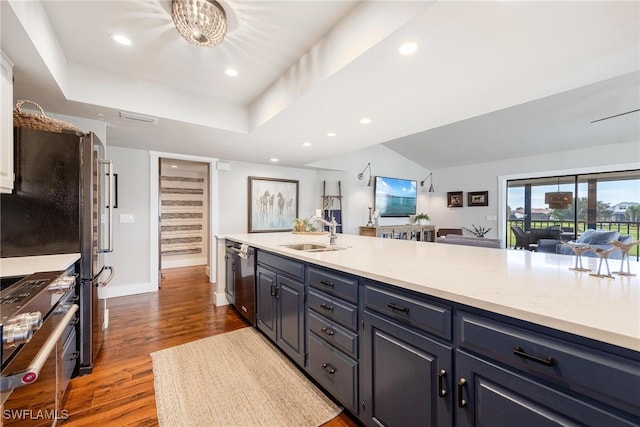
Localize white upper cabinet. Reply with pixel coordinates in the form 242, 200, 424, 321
1, 50, 14, 194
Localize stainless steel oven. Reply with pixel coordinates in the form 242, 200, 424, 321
1, 271, 78, 427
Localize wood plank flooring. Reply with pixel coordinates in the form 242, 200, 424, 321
61, 266, 360, 426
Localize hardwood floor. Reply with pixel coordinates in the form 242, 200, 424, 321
61, 266, 361, 426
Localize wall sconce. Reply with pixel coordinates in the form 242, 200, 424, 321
358, 162, 373, 187
420, 173, 435, 192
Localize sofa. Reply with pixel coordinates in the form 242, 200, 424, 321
437, 234, 502, 249
555, 229, 633, 259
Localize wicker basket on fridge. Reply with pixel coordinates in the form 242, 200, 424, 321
13, 99, 83, 134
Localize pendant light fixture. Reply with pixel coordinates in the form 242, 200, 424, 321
172, 0, 227, 47
545, 178, 573, 209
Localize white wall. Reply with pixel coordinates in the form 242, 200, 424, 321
103, 146, 152, 298
309, 144, 431, 234
216, 162, 319, 234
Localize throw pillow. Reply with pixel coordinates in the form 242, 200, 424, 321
585, 230, 619, 245
576, 229, 595, 243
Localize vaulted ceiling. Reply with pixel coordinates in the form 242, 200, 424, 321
2, 1, 638, 170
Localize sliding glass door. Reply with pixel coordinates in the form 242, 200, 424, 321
506, 170, 640, 258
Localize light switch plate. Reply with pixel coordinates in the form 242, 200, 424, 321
120, 213, 135, 223
486, 215, 497, 221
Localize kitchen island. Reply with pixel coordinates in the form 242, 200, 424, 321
225, 232, 639, 427
225, 232, 638, 351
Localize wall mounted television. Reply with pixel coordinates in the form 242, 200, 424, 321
374, 176, 417, 217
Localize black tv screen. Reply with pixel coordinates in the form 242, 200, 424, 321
374, 176, 417, 217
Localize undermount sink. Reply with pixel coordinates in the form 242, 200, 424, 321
280, 243, 347, 252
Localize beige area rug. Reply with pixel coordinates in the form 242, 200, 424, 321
150, 327, 342, 427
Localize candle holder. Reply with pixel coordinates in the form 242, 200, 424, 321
367, 207, 373, 227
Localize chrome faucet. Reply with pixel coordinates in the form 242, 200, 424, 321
308, 216, 339, 245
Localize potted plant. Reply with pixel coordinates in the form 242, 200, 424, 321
415, 213, 430, 225
292, 218, 315, 232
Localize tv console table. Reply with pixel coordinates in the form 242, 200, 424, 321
359, 224, 436, 242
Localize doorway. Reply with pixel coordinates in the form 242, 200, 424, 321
159, 158, 210, 274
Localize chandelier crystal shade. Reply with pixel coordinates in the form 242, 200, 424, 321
171, 0, 227, 47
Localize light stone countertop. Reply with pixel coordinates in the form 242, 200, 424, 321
0, 253, 81, 278
224, 232, 639, 352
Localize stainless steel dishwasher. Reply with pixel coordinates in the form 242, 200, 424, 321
225, 242, 256, 325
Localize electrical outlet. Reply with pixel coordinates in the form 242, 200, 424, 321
486, 215, 497, 221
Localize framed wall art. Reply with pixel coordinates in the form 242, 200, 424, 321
447, 191, 463, 208
468, 191, 489, 207
248, 177, 299, 232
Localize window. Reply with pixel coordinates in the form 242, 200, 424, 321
506, 170, 640, 256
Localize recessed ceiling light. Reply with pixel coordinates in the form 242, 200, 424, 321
171, 165, 178, 168
398, 42, 418, 55
360, 117, 372, 125
302, 142, 312, 147
326, 132, 337, 137
111, 33, 132, 46
269, 158, 280, 162
225, 68, 238, 77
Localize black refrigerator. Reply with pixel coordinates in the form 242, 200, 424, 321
0, 126, 114, 375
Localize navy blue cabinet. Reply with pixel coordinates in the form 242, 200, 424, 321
455, 311, 640, 426
306, 266, 360, 414
256, 252, 305, 368
456, 350, 639, 427
256, 266, 277, 341
252, 251, 639, 427
360, 281, 453, 427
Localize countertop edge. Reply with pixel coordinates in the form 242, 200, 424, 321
0, 253, 81, 277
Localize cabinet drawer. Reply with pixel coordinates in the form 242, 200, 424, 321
257, 251, 305, 281
364, 281, 452, 341
308, 289, 358, 331
458, 312, 640, 418
308, 310, 358, 359
457, 350, 639, 427
308, 266, 358, 303
308, 332, 358, 414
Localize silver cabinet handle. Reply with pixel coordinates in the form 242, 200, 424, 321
98, 160, 114, 253
0, 304, 78, 392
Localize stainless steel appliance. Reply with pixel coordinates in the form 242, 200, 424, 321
0, 127, 114, 376
225, 242, 256, 325
0, 271, 78, 427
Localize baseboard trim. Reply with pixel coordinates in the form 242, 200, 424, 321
161, 258, 208, 269
103, 282, 158, 299
215, 291, 230, 307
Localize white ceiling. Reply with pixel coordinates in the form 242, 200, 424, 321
2, 0, 639, 170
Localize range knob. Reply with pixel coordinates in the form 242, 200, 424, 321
2, 323, 33, 345
48, 276, 76, 292
6, 311, 43, 331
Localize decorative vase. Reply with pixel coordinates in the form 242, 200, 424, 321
418, 219, 428, 225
